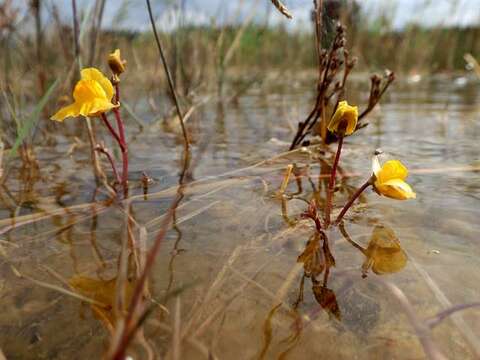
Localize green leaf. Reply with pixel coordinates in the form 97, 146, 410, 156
9, 79, 59, 158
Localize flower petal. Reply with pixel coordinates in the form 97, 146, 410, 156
372, 155, 382, 178
344, 107, 358, 135
328, 101, 346, 132
327, 100, 358, 135
81, 68, 114, 101
78, 98, 116, 117
377, 160, 408, 183
50, 103, 81, 121
375, 178, 416, 200
73, 79, 108, 103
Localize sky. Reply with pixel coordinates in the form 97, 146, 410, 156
46, 0, 480, 32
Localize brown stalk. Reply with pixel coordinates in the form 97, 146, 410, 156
95, 143, 121, 185
145, 0, 190, 153
357, 71, 395, 124
289, 6, 395, 149
324, 134, 343, 226
87, 0, 106, 66
71, 0, 107, 185
106, 187, 186, 359
269, 0, 293, 19
290, 8, 346, 149
30, 0, 45, 94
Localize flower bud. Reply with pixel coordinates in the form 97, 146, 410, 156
327, 100, 358, 136
108, 49, 127, 76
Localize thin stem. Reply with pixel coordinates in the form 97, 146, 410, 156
87, 0, 106, 66
334, 178, 372, 225
324, 135, 344, 226
95, 146, 121, 185
145, 0, 190, 152
72, 0, 108, 186
338, 223, 367, 254
112, 84, 128, 193
115, 108, 128, 192
71, 0, 80, 62
108, 189, 185, 360
114, 82, 120, 106
100, 113, 124, 152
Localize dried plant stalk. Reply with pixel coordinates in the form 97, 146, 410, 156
269, 0, 293, 19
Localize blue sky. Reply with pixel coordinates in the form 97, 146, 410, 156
52, 0, 480, 31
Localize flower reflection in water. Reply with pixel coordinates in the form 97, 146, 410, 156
340, 224, 407, 278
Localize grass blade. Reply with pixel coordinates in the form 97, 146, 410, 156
9, 79, 59, 157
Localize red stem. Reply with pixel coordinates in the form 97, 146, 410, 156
334, 178, 372, 225
325, 135, 344, 226
101, 113, 124, 152
113, 84, 128, 195
113, 109, 128, 186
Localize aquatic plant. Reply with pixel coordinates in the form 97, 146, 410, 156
285, 15, 416, 317
289, 7, 395, 150
50, 50, 130, 195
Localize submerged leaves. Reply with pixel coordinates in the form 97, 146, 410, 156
312, 284, 341, 320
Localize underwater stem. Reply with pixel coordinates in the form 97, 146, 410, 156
334, 178, 372, 225
325, 135, 344, 226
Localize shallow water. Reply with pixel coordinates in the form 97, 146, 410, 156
0, 74, 479, 359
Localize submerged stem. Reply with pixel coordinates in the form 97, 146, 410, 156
334, 178, 372, 225
325, 135, 344, 226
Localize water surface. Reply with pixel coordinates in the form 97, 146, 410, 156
0, 74, 479, 359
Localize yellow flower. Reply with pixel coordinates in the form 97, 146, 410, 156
327, 100, 358, 136
108, 49, 126, 75
372, 156, 416, 200
51, 68, 116, 121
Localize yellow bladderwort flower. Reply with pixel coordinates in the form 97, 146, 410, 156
372, 156, 416, 200
51, 68, 116, 122
327, 100, 358, 136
